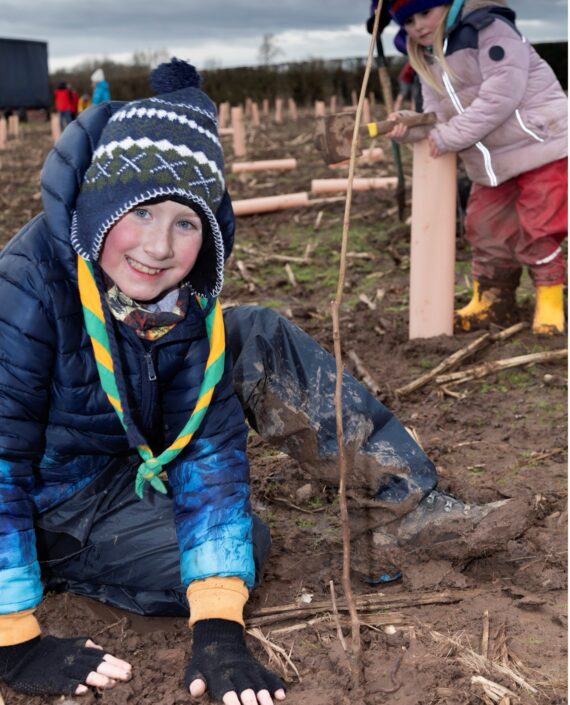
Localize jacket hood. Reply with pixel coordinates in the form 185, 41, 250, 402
463, 0, 510, 12
40, 102, 236, 288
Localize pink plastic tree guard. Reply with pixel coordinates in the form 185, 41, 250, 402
409, 139, 457, 339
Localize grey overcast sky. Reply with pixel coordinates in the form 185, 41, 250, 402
3, 0, 568, 71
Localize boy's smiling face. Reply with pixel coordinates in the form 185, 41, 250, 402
99, 200, 204, 301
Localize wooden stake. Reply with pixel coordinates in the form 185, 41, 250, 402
314, 100, 325, 117
330, 95, 337, 113
8, 114, 19, 138
251, 101, 260, 127
262, 98, 269, 116
409, 140, 457, 339
218, 102, 230, 129
361, 97, 371, 125
232, 192, 309, 216
288, 97, 298, 121
0, 117, 7, 149
50, 113, 61, 143
231, 106, 246, 158
231, 158, 297, 173
274, 97, 283, 124
311, 177, 397, 193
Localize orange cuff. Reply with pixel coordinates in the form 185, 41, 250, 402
187, 576, 248, 627
0, 608, 41, 646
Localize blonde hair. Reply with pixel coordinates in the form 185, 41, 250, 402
407, 6, 454, 93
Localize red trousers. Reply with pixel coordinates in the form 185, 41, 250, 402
464, 158, 567, 286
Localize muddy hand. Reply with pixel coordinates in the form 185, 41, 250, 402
185, 620, 286, 705
75, 639, 132, 694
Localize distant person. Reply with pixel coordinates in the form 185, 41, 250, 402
77, 93, 92, 113
386, 0, 568, 335
90, 68, 110, 104
53, 81, 74, 131
68, 84, 79, 119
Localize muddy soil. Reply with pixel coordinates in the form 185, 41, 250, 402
0, 113, 567, 705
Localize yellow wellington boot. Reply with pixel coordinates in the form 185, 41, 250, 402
532, 284, 565, 335
454, 280, 518, 332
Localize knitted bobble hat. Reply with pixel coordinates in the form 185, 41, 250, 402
388, 0, 451, 26
72, 57, 226, 298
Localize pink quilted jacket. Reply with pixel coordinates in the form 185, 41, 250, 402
422, 0, 568, 186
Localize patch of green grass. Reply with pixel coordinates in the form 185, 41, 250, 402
306, 497, 324, 509
479, 382, 508, 393
468, 466, 486, 475
296, 517, 316, 529
417, 358, 433, 370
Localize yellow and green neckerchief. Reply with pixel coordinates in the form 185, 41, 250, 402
77, 255, 225, 498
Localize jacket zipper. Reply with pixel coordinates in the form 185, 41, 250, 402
441, 40, 498, 187
145, 351, 157, 381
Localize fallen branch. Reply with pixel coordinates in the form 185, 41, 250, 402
436, 349, 567, 386
395, 322, 527, 396
247, 590, 463, 628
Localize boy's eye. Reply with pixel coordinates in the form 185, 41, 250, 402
133, 207, 150, 219
177, 219, 197, 230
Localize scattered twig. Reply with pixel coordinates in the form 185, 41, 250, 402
284, 263, 297, 288
472, 675, 517, 703
269, 612, 405, 636
347, 350, 383, 396
264, 493, 327, 514
436, 349, 567, 386
481, 610, 490, 660
247, 627, 302, 682
235, 260, 256, 293
329, 580, 348, 652
358, 293, 376, 310
91, 616, 128, 639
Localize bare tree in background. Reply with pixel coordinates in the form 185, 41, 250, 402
258, 33, 283, 65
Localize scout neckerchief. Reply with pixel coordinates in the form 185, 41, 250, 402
77, 255, 225, 498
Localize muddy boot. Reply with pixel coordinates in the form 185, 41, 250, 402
532, 284, 565, 335
454, 279, 519, 332
371, 489, 531, 563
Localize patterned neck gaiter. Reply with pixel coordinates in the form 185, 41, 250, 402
105, 282, 190, 340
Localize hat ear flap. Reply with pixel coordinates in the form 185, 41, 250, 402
216, 191, 235, 261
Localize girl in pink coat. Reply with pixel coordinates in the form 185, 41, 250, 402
387, 0, 567, 334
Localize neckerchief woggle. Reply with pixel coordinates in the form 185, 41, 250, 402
77, 256, 225, 498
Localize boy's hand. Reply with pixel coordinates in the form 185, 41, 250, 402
185, 619, 286, 705
0, 635, 132, 695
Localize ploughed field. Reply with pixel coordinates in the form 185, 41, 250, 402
0, 112, 566, 705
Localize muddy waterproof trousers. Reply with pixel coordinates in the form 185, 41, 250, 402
37, 305, 437, 616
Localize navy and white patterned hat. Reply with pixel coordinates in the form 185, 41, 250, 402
72, 58, 226, 298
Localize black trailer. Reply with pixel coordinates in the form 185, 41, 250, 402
0, 37, 49, 110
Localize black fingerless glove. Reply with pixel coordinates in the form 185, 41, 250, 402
0, 635, 106, 695
184, 619, 285, 701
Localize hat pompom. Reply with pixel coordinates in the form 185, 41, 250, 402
150, 58, 201, 94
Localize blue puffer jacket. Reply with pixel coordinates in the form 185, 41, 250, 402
0, 103, 253, 615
